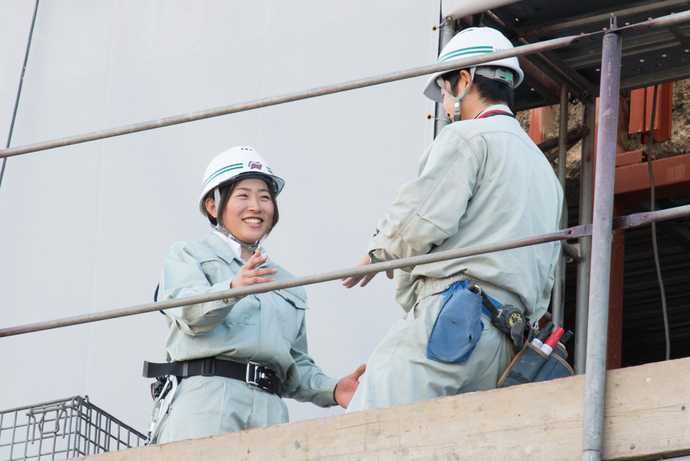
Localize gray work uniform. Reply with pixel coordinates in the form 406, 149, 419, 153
347, 107, 563, 411
156, 232, 337, 443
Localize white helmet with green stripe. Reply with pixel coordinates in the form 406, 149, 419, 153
197, 146, 285, 217
423, 27, 524, 104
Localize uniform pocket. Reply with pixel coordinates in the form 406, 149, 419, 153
274, 287, 308, 310
272, 287, 308, 344
427, 285, 483, 364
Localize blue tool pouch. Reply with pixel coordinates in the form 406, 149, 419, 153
497, 342, 574, 388
532, 345, 573, 382
498, 343, 548, 387
427, 281, 484, 364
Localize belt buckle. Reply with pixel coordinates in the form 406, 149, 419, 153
201, 358, 215, 377
246, 361, 271, 392
245, 362, 275, 394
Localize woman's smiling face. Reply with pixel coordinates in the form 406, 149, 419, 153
222, 178, 275, 244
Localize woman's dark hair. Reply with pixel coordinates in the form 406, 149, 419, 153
440, 69, 514, 111
204, 177, 280, 238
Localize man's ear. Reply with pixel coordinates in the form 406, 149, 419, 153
457, 69, 473, 95
205, 197, 217, 219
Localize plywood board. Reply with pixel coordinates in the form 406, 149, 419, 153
84, 357, 690, 461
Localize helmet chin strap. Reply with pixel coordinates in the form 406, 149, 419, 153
439, 67, 476, 122
213, 187, 262, 253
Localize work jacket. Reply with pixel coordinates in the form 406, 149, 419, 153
368, 108, 563, 321
159, 232, 337, 407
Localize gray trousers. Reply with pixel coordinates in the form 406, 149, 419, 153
156, 375, 288, 443
347, 291, 512, 412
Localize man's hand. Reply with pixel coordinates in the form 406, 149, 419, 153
334, 364, 366, 409
341, 255, 394, 288
230, 251, 277, 294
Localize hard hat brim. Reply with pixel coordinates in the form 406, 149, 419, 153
228, 171, 285, 195
197, 172, 285, 217
422, 27, 524, 104
423, 73, 447, 104
197, 146, 285, 218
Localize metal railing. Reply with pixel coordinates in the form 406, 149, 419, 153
0, 396, 146, 460
0, 10, 686, 161
2, 10, 690, 461
0, 206, 688, 339
0, 32, 580, 159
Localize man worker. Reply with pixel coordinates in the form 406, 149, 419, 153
342, 27, 563, 411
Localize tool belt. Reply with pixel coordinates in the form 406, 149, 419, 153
143, 358, 282, 397
497, 341, 574, 388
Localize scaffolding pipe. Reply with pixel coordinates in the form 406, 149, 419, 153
563, 241, 583, 262
1, 10, 689, 160
558, 83, 569, 184
434, 18, 455, 138
575, 99, 595, 375
551, 84, 569, 327
613, 205, 690, 229
0, 35, 583, 160
581, 16, 622, 461
2, 204, 690, 339
0, 0, 40, 188
0, 225, 588, 338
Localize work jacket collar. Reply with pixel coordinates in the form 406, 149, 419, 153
212, 231, 266, 263
476, 104, 513, 118
201, 232, 246, 266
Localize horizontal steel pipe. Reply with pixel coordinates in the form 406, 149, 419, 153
617, 9, 690, 36
519, 0, 689, 38
1, 11, 688, 160
0, 226, 589, 338
613, 204, 690, 229
2, 204, 690, 339
0, 35, 587, 159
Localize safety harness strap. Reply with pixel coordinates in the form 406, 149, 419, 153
143, 358, 282, 396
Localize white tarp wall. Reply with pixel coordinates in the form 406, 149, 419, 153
0, 0, 440, 432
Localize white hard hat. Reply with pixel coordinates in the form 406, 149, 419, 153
198, 146, 285, 217
423, 27, 524, 104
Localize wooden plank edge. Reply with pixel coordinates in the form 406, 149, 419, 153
82, 357, 690, 461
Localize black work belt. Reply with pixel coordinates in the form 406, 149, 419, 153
143, 358, 282, 397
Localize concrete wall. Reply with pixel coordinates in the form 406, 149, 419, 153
0, 0, 440, 432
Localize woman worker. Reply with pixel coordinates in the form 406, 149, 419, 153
151, 146, 364, 443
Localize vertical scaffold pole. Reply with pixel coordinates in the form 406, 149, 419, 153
434, 17, 455, 138
575, 99, 595, 374
0, 0, 41, 188
551, 83, 570, 327
581, 15, 622, 461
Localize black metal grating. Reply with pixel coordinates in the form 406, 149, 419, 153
0, 396, 145, 461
